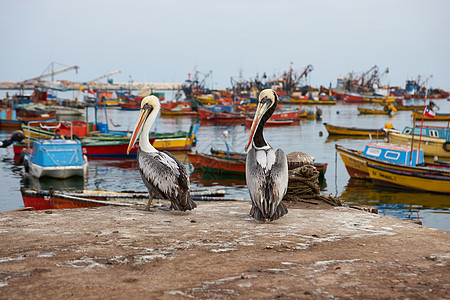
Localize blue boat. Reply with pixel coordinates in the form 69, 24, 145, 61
23, 139, 88, 179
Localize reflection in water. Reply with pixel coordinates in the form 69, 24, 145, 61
189, 169, 246, 187
22, 174, 85, 191
340, 178, 450, 230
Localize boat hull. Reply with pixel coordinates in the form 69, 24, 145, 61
367, 164, 450, 194
28, 162, 88, 179
324, 123, 385, 137
336, 144, 450, 179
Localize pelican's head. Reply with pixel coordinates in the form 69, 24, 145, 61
245, 89, 278, 151
127, 95, 161, 154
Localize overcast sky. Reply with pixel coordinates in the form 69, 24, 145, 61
1, 0, 449, 91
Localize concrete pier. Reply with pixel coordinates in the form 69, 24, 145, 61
0, 201, 448, 299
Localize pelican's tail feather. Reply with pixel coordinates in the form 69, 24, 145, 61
269, 202, 288, 221
249, 202, 288, 222
171, 195, 197, 211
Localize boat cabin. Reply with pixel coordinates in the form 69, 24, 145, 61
362, 143, 423, 166
31, 139, 85, 168
402, 126, 450, 142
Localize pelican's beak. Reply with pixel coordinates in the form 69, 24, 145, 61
245, 100, 270, 152
127, 107, 151, 155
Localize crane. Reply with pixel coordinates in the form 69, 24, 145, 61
88, 70, 121, 83
23, 62, 79, 83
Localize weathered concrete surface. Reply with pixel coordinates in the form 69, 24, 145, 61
0, 201, 449, 299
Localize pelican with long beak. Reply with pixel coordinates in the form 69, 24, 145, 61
127, 96, 196, 212
245, 89, 289, 221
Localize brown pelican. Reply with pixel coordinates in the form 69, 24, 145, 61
127, 96, 196, 212
245, 89, 289, 221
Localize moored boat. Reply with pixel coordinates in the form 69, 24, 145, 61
20, 188, 230, 211
198, 106, 247, 121
22, 139, 88, 179
386, 126, 450, 158
323, 122, 387, 137
367, 163, 450, 194
411, 110, 450, 121
336, 143, 450, 179
358, 106, 396, 115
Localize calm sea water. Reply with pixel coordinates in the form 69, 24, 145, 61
1, 98, 449, 231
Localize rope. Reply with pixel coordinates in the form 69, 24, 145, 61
284, 164, 342, 206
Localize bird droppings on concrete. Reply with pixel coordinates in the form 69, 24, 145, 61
0, 201, 448, 299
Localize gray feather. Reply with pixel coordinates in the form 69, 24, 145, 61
137, 148, 196, 211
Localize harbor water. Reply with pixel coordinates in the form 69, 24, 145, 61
1, 98, 449, 231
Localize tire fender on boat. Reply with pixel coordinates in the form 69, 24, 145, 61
443, 142, 450, 152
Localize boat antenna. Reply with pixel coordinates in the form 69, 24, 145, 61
417, 74, 432, 165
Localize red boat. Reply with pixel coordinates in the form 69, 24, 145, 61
13, 138, 155, 158
245, 118, 296, 126
21, 188, 227, 211
188, 152, 246, 175
198, 106, 247, 121
188, 150, 327, 178
119, 101, 141, 110
342, 92, 365, 102
0, 108, 57, 129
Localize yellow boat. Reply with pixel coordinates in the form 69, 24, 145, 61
335, 144, 449, 179
290, 97, 336, 105
324, 122, 387, 137
357, 106, 396, 115
387, 130, 450, 158
411, 111, 450, 121
367, 163, 450, 194
362, 96, 396, 103
152, 136, 194, 151
196, 94, 218, 105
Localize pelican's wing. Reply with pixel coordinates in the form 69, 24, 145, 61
271, 148, 289, 203
137, 150, 184, 201
162, 150, 192, 202
246, 148, 266, 208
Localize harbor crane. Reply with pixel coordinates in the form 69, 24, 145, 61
23, 63, 79, 83
88, 70, 121, 83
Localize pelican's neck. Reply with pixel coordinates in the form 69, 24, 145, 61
252, 121, 269, 149
139, 108, 159, 153
252, 102, 276, 150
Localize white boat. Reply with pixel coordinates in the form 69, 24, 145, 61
23, 139, 88, 179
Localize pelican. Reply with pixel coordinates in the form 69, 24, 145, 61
245, 89, 289, 221
127, 96, 196, 212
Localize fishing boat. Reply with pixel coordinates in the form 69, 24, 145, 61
342, 92, 366, 102
189, 152, 246, 175
14, 138, 146, 158
367, 163, 450, 194
323, 122, 387, 137
20, 188, 230, 211
357, 106, 396, 115
290, 96, 336, 105
21, 121, 197, 152
362, 95, 397, 104
411, 110, 450, 121
22, 139, 88, 179
160, 104, 197, 115
380, 104, 424, 111
336, 143, 450, 179
188, 150, 328, 178
387, 126, 450, 158
198, 106, 247, 121
0, 108, 57, 129
245, 118, 295, 126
